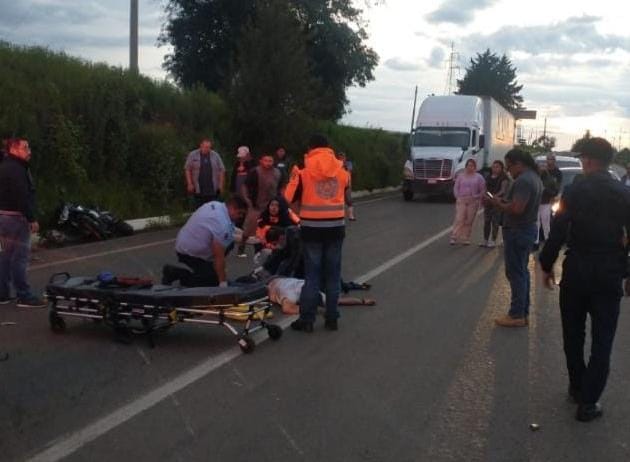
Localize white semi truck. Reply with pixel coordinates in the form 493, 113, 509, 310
402, 95, 516, 200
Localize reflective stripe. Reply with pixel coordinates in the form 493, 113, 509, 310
300, 204, 345, 212
300, 219, 345, 227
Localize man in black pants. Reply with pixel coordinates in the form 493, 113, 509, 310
163, 196, 247, 287
539, 137, 630, 422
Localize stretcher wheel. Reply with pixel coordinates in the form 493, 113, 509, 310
49, 312, 66, 333
267, 324, 283, 340
238, 337, 255, 354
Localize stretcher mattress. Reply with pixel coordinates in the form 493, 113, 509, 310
46, 277, 268, 306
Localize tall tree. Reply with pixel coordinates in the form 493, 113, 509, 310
228, 0, 315, 150
159, 0, 378, 120
159, 0, 257, 91
456, 49, 523, 111
532, 134, 556, 152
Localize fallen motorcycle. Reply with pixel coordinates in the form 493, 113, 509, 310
41, 203, 134, 246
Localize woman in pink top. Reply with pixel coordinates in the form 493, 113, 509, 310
450, 159, 486, 245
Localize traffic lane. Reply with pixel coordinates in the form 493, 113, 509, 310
64, 228, 517, 461
66, 235, 630, 462
3, 194, 454, 461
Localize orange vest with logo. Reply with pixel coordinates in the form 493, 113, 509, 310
285, 148, 349, 228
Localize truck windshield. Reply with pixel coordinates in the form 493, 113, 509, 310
413, 128, 470, 148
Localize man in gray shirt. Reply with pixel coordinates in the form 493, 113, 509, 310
184, 138, 226, 208
488, 148, 542, 327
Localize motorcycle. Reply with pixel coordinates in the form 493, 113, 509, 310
41, 203, 134, 246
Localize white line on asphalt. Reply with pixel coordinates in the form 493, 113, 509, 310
355, 195, 394, 206
28, 195, 396, 273
25, 223, 452, 462
28, 239, 175, 272
355, 225, 453, 284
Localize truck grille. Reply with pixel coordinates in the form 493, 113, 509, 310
413, 159, 453, 179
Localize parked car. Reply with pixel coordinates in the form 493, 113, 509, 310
551, 166, 620, 214
535, 154, 582, 169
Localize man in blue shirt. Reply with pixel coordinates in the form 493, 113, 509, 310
165, 196, 247, 287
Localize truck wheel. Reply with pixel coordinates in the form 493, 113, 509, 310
403, 190, 414, 201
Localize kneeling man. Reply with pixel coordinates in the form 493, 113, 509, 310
165, 196, 247, 287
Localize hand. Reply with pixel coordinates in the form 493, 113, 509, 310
30, 221, 40, 234
219, 281, 228, 288
186, 183, 195, 194
542, 270, 556, 289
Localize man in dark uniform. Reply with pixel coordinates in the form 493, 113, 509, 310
539, 137, 630, 422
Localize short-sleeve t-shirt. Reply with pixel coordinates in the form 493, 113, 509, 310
175, 202, 234, 261
503, 168, 543, 228
267, 277, 325, 306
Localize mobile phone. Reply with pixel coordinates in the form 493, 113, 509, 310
485, 191, 494, 199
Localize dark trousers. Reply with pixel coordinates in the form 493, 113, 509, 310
299, 237, 344, 323
177, 252, 219, 287
559, 255, 623, 404
0, 215, 33, 299
483, 205, 500, 241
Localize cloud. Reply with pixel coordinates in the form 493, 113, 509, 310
426, 0, 498, 26
456, 15, 630, 58
0, 1, 163, 52
427, 47, 445, 68
384, 57, 421, 72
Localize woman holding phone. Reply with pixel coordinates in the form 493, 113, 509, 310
450, 158, 486, 245
481, 160, 510, 247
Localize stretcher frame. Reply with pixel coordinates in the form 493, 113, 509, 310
45, 273, 282, 353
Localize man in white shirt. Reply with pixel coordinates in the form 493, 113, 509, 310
167, 196, 247, 286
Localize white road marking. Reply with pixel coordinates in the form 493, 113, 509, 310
354, 195, 395, 206
355, 226, 453, 284
28, 239, 175, 272
28, 194, 396, 273
25, 223, 453, 462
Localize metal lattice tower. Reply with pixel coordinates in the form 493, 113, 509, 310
444, 42, 460, 95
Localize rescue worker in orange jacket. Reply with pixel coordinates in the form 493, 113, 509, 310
284, 134, 350, 332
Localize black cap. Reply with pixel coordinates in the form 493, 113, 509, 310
576, 137, 613, 164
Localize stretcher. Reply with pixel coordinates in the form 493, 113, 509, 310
45, 273, 282, 353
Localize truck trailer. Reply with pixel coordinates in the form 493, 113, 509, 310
402, 95, 516, 200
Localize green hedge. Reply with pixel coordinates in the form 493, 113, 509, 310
0, 42, 406, 225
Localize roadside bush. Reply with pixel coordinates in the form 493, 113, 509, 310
1, 42, 407, 226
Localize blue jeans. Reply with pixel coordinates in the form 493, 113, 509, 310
503, 224, 537, 318
299, 238, 344, 323
0, 215, 33, 299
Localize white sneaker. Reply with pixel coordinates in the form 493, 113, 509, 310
479, 240, 488, 247
487, 240, 496, 248
449, 239, 457, 245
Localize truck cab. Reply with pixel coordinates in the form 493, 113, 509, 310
403, 95, 513, 201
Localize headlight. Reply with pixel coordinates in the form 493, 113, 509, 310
551, 202, 560, 214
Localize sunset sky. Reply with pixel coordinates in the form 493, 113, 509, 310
2, 0, 629, 150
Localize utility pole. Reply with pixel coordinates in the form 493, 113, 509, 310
130, 0, 139, 73
410, 85, 418, 134
444, 42, 460, 95
542, 117, 547, 139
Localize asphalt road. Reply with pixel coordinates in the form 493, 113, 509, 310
2, 194, 630, 462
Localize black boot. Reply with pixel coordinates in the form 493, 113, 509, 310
290, 319, 313, 333
324, 318, 338, 331
576, 403, 603, 422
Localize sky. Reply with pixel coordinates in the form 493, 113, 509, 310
1, 0, 630, 151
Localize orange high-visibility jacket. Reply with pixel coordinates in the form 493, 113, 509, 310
284, 147, 350, 228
